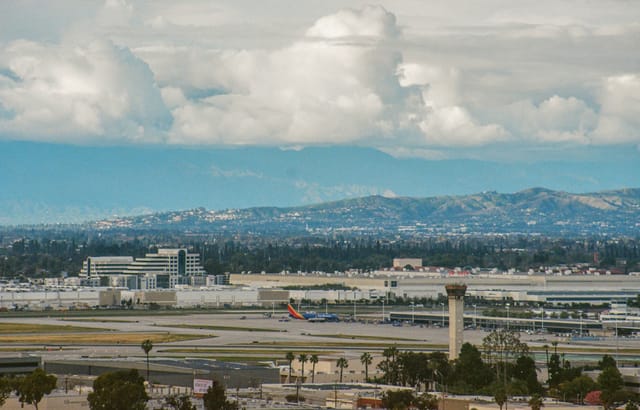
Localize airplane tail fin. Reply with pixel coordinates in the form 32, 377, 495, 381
287, 304, 305, 320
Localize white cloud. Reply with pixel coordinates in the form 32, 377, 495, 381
379, 146, 448, 160
418, 106, 508, 146
160, 86, 187, 109
592, 74, 640, 144
0, 1, 639, 154
165, 5, 426, 146
306, 5, 399, 39
399, 62, 507, 146
161, 6, 508, 148
294, 180, 396, 204
501, 95, 597, 143
496, 81, 640, 146
0, 38, 171, 143
210, 165, 263, 179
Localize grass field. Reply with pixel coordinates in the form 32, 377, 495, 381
243, 340, 448, 349
0, 323, 101, 334
0, 332, 208, 344
161, 354, 277, 362
159, 347, 338, 355
0, 347, 79, 352
61, 318, 139, 323
158, 324, 281, 332
308, 333, 421, 342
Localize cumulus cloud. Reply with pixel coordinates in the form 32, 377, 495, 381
0, 1, 639, 153
0, 38, 171, 143
306, 5, 400, 39
496, 81, 640, 145
501, 95, 597, 143
399, 62, 507, 146
162, 5, 426, 146
592, 74, 640, 144
156, 5, 508, 148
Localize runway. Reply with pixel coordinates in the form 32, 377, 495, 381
1, 311, 638, 364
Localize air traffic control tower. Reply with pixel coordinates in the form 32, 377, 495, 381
445, 284, 467, 360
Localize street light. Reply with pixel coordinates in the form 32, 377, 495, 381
353, 291, 357, 321
440, 302, 445, 327
578, 310, 583, 336
434, 370, 446, 410
410, 302, 415, 324
381, 297, 385, 323
615, 318, 619, 362
473, 304, 477, 328
506, 303, 510, 330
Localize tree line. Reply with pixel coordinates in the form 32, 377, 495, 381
283, 329, 639, 410
0, 367, 237, 410
87, 368, 237, 410
1, 235, 638, 279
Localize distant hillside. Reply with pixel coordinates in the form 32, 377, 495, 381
2, 142, 640, 225
90, 188, 640, 236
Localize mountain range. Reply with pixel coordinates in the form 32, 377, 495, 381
1, 141, 639, 225
91, 187, 640, 236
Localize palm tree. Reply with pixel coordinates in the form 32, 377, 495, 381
298, 353, 308, 383
494, 386, 507, 410
310, 354, 319, 383
285, 351, 295, 383
382, 346, 398, 384
141, 339, 153, 382
528, 394, 544, 410
337, 357, 349, 383
543, 344, 549, 366
360, 352, 373, 382
543, 344, 550, 383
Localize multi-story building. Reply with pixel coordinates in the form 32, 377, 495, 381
81, 256, 134, 277
79, 249, 206, 290
125, 249, 206, 289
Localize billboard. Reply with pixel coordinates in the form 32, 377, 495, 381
193, 378, 213, 395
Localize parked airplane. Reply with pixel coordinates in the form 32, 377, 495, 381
287, 304, 340, 322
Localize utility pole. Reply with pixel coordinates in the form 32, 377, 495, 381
410, 302, 415, 324
473, 304, 477, 328
615, 318, 619, 362
579, 311, 583, 335
353, 291, 357, 320
506, 303, 510, 330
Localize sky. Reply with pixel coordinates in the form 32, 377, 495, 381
0, 1, 639, 223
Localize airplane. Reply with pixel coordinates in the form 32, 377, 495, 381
287, 303, 340, 322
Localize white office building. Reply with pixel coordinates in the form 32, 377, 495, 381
81, 256, 134, 277
125, 249, 206, 289
80, 249, 207, 290
125, 249, 205, 276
